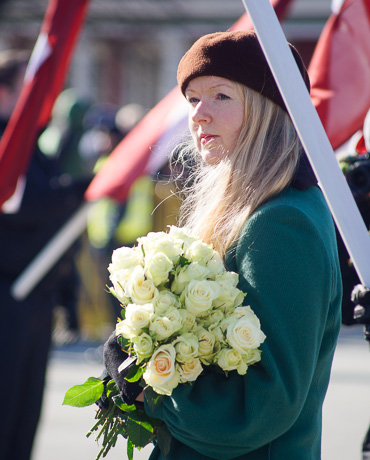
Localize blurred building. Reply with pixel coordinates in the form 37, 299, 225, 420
0, 0, 332, 111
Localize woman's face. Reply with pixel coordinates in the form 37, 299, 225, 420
185, 75, 245, 165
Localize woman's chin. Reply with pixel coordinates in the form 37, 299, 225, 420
201, 148, 223, 165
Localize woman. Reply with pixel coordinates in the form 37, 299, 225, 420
140, 30, 342, 460
102, 30, 342, 459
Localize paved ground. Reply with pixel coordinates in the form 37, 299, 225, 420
32, 325, 370, 460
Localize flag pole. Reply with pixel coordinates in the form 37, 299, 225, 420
11, 202, 93, 300
241, 0, 370, 288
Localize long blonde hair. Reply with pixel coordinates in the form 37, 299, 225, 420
173, 84, 303, 258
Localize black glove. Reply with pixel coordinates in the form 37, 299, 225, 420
351, 284, 370, 342
101, 332, 143, 406
95, 368, 111, 409
351, 284, 370, 306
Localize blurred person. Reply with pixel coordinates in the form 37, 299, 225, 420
79, 102, 123, 171
337, 108, 370, 325
37, 88, 93, 344
84, 102, 154, 322
336, 108, 370, 460
115, 102, 145, 137
38, 87, 92, 179
0, 49, 90, 460
350, 284, 370, 460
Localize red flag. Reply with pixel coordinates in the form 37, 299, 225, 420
0, 0, 90, 208
85, 0, 295, 203
309, 0, 370, 150
85, 86, 184, 202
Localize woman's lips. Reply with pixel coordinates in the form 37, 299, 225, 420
201, 134, 217, 145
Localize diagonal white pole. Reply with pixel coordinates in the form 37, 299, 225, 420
11, 202, 93, 300
241, 0, 370, 288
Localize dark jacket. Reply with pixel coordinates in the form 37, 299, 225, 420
0, 118, 90, 293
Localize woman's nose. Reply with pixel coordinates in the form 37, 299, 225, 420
191, 101, 211, 124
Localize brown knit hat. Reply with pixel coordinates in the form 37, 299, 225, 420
177, 30, 310, 112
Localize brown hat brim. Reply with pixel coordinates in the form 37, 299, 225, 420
177, 30, 310, 112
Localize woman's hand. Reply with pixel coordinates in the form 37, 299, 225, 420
136, 390, 145, 402
102, 332, 143, 405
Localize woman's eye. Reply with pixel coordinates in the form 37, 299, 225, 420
187, 97, 200, 104
217, 93, 230, 101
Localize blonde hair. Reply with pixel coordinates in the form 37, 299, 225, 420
173, 84, 303, 258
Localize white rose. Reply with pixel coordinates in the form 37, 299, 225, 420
219, 315, 238, 332
217, 348, 248, 375
126, 265, 159, 305
216, 271, 239, 288
201, 309, 225, 329
144, 251, 173, 286
116, 303, 154, 339
115, 319, 137, 340
109, 246, 142, 271
178, 309, 197, 333
245, 348, 262, 365
179, 358, 203, 383
138, 232, 182, 263
182, 279, 221, 317
206, 251, 225, 279
185, 240, 214, 265
168, 226, 198, 252
172, 333, 199, 363
171, 262, 210, 295
132, 333, 154, 363
149, 315, 176, 341
226, 317, 266, 354
143, 344, 180, 395
153, 290, 180, 314
163, 307, 184, 334
232, 291, 246, 310
232, 306, 262, 328
208, 323, 227, 347
108, 270, 132, 304
213, 272, 245, 311
194, 327, 218, 363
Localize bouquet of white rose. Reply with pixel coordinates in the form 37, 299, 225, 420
63, 226, 266, 460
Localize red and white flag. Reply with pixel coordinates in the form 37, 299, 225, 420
309, 0, 370, 150
0, 0, 90, 209
85, 0, 295, 203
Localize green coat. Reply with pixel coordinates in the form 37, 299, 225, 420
145, 186, 342, 460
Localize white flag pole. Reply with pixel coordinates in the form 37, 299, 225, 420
11, 201, 93, 300
241, 0, 370, 288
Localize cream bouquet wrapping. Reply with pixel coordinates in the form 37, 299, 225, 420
63, 226, 266, 459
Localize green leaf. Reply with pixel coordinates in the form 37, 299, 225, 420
62, 377, 104, 407
178, 255, 190, 267
126, 410, 156, 448
157, 424, 172, 459
145, 387, 163, 413
127, 439, 134, 460
127, 416, 154, 448
117, 334, 130, 350
125, 365, 144, 383
112, 395, 137, 412
105, 379, 118, 395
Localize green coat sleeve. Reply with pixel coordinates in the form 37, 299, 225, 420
145, 195, 341, 460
